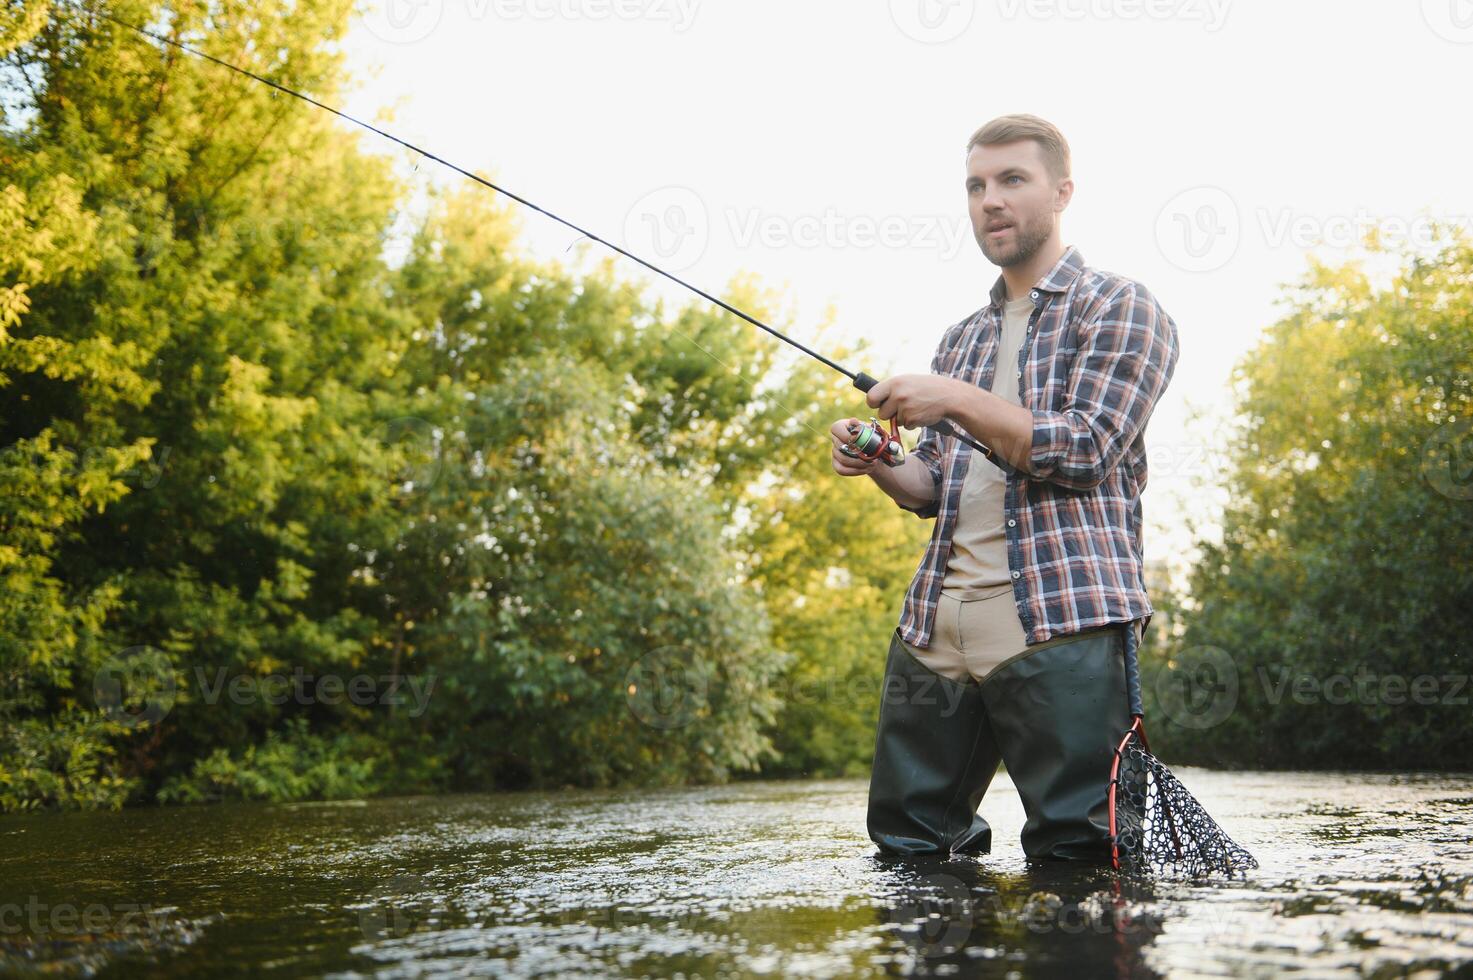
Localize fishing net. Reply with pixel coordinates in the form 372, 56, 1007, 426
1108, 624, 1259, 879
1108, 718, 1259, 878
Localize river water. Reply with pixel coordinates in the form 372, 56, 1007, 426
2, 769, 1470, 977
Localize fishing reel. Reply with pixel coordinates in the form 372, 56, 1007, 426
838, 416, 906, 467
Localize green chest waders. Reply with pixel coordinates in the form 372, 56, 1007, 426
867, 624, 1130, 861
866, 629, 1006, 855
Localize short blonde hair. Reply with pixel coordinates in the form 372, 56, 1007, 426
965, 114, 1071, 185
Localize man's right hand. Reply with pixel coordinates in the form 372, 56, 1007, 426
830, 418, 879, 477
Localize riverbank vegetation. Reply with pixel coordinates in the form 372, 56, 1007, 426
3, 0, 1468, 811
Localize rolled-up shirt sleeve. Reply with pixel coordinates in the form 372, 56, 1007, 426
896, 422, 943, 519
1026, 282, 1179, 491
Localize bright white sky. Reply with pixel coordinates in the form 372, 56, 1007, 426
340, 0, 1471, 585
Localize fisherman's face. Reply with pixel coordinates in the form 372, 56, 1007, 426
965, 140, 1068, 267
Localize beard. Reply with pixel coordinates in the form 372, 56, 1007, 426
976, 213, 1052, 267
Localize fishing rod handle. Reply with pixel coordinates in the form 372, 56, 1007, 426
850, 373, 996, 460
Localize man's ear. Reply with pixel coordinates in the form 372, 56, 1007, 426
1054, 177, 1075, 212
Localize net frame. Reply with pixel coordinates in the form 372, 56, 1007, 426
1107, 621, 1258, 879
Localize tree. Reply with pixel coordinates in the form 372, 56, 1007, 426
1150, 231, 1473, 770
1, 1, 818, 805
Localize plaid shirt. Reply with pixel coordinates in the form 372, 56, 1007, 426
895, 245, 1179, 648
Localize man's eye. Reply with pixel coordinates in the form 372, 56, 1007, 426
1007, 175, 1023, 184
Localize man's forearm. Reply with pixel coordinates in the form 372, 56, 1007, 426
947, 380, 1035, 472
867, 454, 938, 511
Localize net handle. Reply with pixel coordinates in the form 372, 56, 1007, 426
1122, 618, 1144, 717
1121, 619, 1150, 754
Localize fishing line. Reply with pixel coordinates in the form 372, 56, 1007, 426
93, 8, 998, 463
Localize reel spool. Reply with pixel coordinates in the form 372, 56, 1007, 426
839, 417, 906, 467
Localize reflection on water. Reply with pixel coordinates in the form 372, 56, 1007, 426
1, 769, 1470, 977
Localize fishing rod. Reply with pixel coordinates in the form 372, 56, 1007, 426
96, 9, 999, 468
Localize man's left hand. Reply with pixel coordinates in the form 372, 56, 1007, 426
865, 374, 961, 428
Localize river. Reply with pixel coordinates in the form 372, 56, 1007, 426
2, 769, 1470, 977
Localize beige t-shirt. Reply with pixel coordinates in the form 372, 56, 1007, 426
940, 293, 1035, 599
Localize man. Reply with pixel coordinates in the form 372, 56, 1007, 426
830, 114, 1179, 862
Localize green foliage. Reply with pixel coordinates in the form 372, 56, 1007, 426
0, 712, 138, 811
741, 357, 933, 778
1, 0, 906, 810
156, 718, 383, 803
1151, 233, 1473, 770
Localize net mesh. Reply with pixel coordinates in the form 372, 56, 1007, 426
1110, 727, 1258, 879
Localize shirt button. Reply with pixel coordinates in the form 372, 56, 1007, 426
1030, 290, 1039, 299
1007, 519, 1016, 528
1015, 370, 1022, 379
1010, 570, 1021, 580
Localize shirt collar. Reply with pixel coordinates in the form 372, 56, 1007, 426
987, 244, 1086, 311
